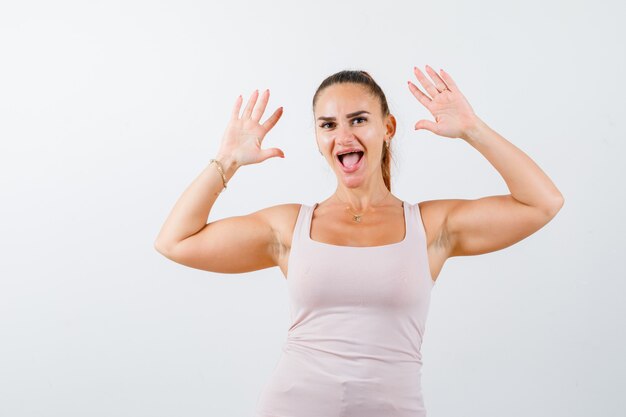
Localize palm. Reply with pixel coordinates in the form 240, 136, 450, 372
224, 118, 267, 154
408, 66, 478, 139
218, 89, 284, 167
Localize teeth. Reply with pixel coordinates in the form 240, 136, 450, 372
337, 150, 364, 166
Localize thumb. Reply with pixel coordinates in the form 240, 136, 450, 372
414, 119, 438, 133
260, 148, 285, 162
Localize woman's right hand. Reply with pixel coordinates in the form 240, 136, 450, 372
216, 89, 285, 168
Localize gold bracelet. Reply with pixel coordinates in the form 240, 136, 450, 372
209, 158, 227, 191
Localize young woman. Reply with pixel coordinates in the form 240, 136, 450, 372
154, 66, 564, 416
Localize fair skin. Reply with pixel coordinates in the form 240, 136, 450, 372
154, 66, 564, 282
314, 82, 397, 210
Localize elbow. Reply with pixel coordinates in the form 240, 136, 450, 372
154, 239, 172, 257
545, 194, 565, 218
154, 240, 165, 254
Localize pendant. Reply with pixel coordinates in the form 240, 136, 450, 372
345, 205, 363, 223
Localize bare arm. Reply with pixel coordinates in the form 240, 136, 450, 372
154, 89, 285, 273
408, 66, 564, 259
153, 154, 238, 255
445, 119, 564, 258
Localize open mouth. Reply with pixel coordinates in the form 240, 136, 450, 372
337, 151, 364, 173
337, 151, 364, 171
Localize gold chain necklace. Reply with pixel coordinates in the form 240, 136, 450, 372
335, 189, 392, 223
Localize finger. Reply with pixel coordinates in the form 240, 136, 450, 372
261, 106, 284, 132
242, 89, 259, 119
407, 81, 432, 110
251, 89, 270, 122
439, 68, 458, 92
260, 147, 285, 161
231, 94, 243, 119
413, 66, 439, 98
425, 65, 450, 93
414, 119, 439, 134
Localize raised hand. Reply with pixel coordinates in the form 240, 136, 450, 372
216, 89, 285, 167
408, 65, 479, 140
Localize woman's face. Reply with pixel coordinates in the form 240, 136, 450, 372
314, 83, 395, 188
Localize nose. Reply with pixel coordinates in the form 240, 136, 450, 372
333, 123, 359, 144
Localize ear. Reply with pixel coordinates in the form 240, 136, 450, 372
385, 114, 397, 139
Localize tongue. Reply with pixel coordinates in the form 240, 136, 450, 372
342, 152, 361, 168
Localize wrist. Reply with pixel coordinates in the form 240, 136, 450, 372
211, 155, 240, 192
460, 116, 489, 143
214, 154, 240, 173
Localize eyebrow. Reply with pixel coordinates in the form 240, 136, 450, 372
317, 110, 370, 122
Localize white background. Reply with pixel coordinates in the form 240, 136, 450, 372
1, 0, 624, 416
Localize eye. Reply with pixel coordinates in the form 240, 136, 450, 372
319, 117, 367, 129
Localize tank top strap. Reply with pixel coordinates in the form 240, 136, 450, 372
409, 201, 435, 284
289, 203, 310, 251
409, 200, 427, 248
402, 200, 416, 244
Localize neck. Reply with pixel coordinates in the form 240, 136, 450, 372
333, 186, 391, 212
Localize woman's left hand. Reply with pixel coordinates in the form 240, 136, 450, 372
408, 65, 479, 140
